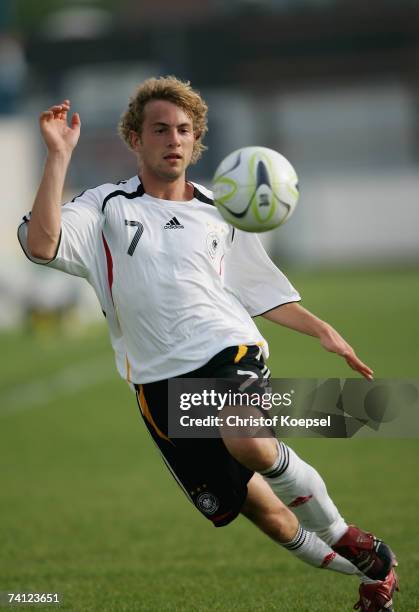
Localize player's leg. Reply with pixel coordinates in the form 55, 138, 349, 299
261, 439, 396, 580
224, 436, 348, 550
241, 473, 360, 575
224, 435, 396, 582
223, 435, 346, 538
259, 438, 347, 540
242, 474, 399, 611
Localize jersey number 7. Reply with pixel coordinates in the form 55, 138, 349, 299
125, 220, 144, 256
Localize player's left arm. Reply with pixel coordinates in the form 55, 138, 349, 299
262, 302, 374, 380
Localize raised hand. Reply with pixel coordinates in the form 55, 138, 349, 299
39, 99, 81, 155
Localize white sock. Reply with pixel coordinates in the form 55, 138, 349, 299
262, 441, 348, 545
282, 525, 360, 575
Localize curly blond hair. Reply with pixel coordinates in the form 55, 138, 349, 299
118, 76, 208, 164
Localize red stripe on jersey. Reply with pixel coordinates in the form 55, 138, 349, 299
102, 233, 114, 301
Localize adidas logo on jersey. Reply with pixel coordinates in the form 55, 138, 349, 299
164, 217, 184, 229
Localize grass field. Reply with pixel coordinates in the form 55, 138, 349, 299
1, 268, 418, 611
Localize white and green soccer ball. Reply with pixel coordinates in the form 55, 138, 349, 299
212, 146, 299, 232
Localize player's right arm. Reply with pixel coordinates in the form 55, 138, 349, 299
27, 100, 81, 260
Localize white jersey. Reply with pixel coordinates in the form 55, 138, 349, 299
18, 175, 300, 383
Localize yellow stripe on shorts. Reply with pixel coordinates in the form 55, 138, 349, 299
234, 344, 248, 363
137, 385, 174, 445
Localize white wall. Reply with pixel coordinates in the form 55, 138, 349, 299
271, 170, 419, 264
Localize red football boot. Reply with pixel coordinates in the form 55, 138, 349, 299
332, 525, 397, 580
354, 568, 399, 611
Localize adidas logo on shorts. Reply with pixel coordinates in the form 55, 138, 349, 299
164, 216, 184, 229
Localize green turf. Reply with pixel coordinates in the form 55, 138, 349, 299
1, 268, 418, 611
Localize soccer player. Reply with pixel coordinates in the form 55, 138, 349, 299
18, 77, 398, 611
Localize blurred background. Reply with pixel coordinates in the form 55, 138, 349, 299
1, 2, 418, 611
1, 0, 418, 328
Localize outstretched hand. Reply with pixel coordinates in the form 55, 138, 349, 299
39, 99, 81, 155
319, 326, 374, 380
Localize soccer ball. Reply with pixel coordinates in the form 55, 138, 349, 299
212, 146, 299, 232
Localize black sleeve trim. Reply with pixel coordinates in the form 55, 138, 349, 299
17, 221, 62, 266
252, 299, 301, 318
102, 182, 145, 212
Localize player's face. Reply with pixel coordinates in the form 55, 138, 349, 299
137, 100, 196, 181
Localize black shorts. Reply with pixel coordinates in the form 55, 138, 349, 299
134, 344, 270, 527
